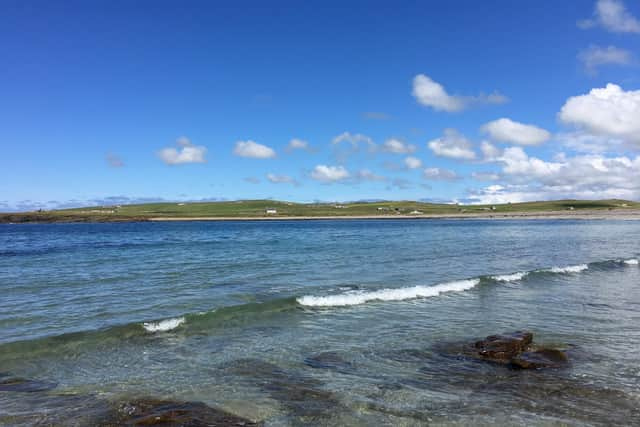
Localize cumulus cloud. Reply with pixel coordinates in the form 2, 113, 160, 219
423, 167, 459, 181
556, 131, 624, 153
382, 138, 417, 154
427, 128, 476, 160
481, 118, 551, 146
468, 145, 640, 203
411, 74, 508, 112
234, 140, 276, 158
578, 0, 640, 33
404, 156, 423, 169
480, 141, 503, 161
311, 165, 350, 182
332, 131, 376, 162
266, 173, 298, 185
106, 153, 124, 168
578, 45, 633, 74
286, 138, 309, 152
158, 137, 207, 165
332, 132, 375, 148
558, 84, 640, 145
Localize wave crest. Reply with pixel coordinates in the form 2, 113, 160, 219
623, 258, 639, 265
297, 279, 480, 307
143, 317, 185, 332
490, 272, 529, 282
545, 264, 589, 274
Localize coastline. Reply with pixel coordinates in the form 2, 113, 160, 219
149, 209, 640, 222
2, 209, 640, 224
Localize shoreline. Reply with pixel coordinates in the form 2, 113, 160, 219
149, 209, 640, 221
2, 209, 640, 224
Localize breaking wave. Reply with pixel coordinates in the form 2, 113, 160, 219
623, 258, 638, 265
143, 317, 185, 332
297, 279, 480, 307
544, 264, 589, 274
490, 272, 529, 282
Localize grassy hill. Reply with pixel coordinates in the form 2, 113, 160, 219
1, 199, 639, 223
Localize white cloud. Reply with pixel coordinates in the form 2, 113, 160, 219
404, 156, 423, 169
556, 131, 624, 153
311, 165, 350, 182
423, 167, 459, 181
578, 45, 633, 74
480, 141, 502, 161
287, 138, 309, 151
468, 146, 640, 203
427, 128, 476, 160
332, 131, 375, 148
234, 140, 276, 158
578, 0, 640, 33
266, 173, 297, 185
558, 83, 640, 145
158, 137, 207, 165
481, 118, 551, 146
356, 169, 386, 182
472, 171, 500, 181
382, 138, 417, 154
411, 74, 508, 112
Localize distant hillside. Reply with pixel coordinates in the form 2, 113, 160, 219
1, 199, 639, 223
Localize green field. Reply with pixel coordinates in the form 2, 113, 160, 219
1, 199, 638, 223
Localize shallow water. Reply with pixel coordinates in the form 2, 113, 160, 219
1, 219, 640, 425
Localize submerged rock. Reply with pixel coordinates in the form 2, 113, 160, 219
224, 358, 341, 419
474, 331, 533, 363
511, 348, 569, 369
470, 331, 568, 369
0, 377, 57, 393
304, 351, 354, 372
101, 398, 261, 426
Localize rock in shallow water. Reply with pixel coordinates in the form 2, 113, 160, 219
304, 351, 354, 372
474, 331, 533, 363
101, 398, 261, 426
0, 377, 58, 393
511, 348, 569, 369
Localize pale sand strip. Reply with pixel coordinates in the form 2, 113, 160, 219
149, 209, 640, 222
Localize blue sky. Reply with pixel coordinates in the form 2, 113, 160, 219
1, 0, 640, 210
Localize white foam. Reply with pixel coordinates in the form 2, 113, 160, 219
623, 258, 639, 265
297, 279, 480, 307
490, 272, 528, 282
143, 317, 185, 332
545, 264, 589, 274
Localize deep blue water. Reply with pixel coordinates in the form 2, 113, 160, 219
1, 219, 640, 425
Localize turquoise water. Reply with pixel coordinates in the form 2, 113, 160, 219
1, 219, 640, 425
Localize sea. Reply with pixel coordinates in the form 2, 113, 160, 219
1, 219, 639, 426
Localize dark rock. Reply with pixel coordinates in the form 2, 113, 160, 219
304, 352, 354, 371
100, 398, 261, 426
474, 331, 533, 363
0, 377, 58, 392
511, 348, 569, 369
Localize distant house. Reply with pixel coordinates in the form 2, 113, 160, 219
177, 203, 186, 206
409, 210, 423, 215
265, 208, 277, 214
334, 204, 347, 209
376, 207, 389, 211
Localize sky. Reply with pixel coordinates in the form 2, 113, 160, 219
1, 0, 640, 211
